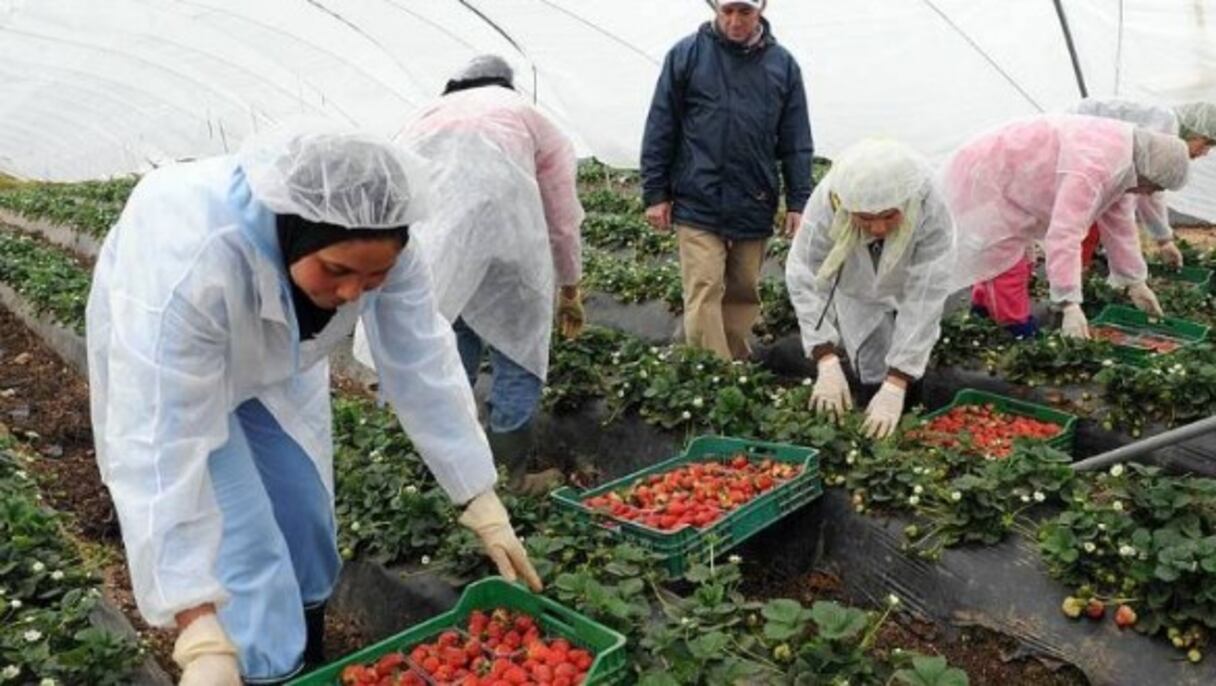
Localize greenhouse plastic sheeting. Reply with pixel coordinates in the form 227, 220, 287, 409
0, 0, 1214, 221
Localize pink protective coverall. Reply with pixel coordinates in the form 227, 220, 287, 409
941, 115, 1147, 325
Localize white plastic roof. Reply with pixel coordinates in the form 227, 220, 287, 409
0, 0, 1213, 220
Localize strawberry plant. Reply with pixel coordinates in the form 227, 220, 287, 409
1097, 344, 1216, 431
930, 311, 1012, 369
1039, 463, 1216, 656
578, 188, 643, 216
0, 447, 142, 685
0, 178, 136, 238
582, 248, 683, 311
581, 212, 674, 257
997, 333, 1116, 387
603, 344, 775, 436
543, 327, 630, 413
0, 232, 91, 333
754, 279, 799, 341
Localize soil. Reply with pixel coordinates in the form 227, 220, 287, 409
749, 569, 1090, 686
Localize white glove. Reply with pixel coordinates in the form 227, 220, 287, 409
1158, 240, 1184, 269
1127, 282, 1164, 318
1060, 303, 1090, 340
459, 490, 543, 591
173, 614, 241, 686
862, 381, 906, 440
809, 355, 853, 420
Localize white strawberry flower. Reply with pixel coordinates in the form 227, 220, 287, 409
681, 411, 692, 420
1119, 545, 1136, 558
23, 630, 41, 642
1109, 464, 1125, 477
1083, 541, 1096, 553
2, 665, 19, 680
31, 562, 44, 573
1112, 501, 1125, 512
50, 570, 64, 581
951, 491, 962, 502
1033, 491, 1046, 502
913, 485, 924, 495
908, 495, 920, 506
692, 397, 704, 408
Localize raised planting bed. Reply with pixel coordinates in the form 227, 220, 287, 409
551, 436, 821, 576
291, 577, 627, 686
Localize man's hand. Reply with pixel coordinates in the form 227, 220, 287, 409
783, 211, 803, 239
645, 201, 672, 233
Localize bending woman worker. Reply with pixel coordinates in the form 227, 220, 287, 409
86, 128, 541, 685
787, 139, 956, 439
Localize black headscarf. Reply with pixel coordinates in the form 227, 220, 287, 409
275, 214, 409, 340
442, 76, 515, 95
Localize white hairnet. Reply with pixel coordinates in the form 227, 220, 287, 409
830, 139, 930, 213
455, 55, 514, 85
1132, 128, 1190, 191
1072, 98, 1177, 135
239, 126, 429, 228
1175, 102, 1216, 142
814, 139, 931, 285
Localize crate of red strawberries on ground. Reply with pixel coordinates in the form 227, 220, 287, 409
906, 389, 1078, 459
288, 577, 627, 686
1089, 304, 1209, 366
550, 436, 821, 576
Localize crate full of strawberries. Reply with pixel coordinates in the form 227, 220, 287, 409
1089, 304, 1209, 365
550, 436, 821, 577
288, 578, 627, 686
907, 389, 1077, 458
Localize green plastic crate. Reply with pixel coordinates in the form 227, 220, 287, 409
551, 436, 821, 577
1148, 263, 1214, 290
920, 389, 1078, 455
288, 577, 628, 685
1090, 304, 1210, 366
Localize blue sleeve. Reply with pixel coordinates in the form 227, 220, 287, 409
640, 46, 685, 208
778, 58, 814, 212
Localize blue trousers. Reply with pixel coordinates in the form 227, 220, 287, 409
207, 399, 340, 682
452, 318, 543, 433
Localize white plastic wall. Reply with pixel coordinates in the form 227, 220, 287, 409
0, 0, 1213, 220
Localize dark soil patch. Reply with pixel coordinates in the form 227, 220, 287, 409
0, 305, 118, 541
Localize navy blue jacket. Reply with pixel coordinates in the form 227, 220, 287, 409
641, 20, 814, 240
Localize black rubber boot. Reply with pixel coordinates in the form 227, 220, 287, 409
303, 602, 326, 670
487, 421, 564, 496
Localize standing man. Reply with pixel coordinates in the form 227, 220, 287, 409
641, 0, 813, 360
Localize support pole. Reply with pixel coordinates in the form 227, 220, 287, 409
1053, 0, 1089, 98
1071, 416, 1216, 472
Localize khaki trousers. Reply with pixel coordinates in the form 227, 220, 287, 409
676, 225, 766, 360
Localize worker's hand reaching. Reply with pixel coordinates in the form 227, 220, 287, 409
1060, 302, 1090, 339
809, 355, 853, 420
459, 490, 543, 591
862, 380, 906, 440
1127, 282, 1164, 318
1157, 240, 1184, 269
557, 285, 585, 339
174, 613, 241, 686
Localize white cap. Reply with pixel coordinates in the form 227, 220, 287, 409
717, 0, 764, 8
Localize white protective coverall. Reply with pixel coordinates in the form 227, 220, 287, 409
354, 85, 583, 381
86, 129, 500, 680
786, 139, 957, 387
